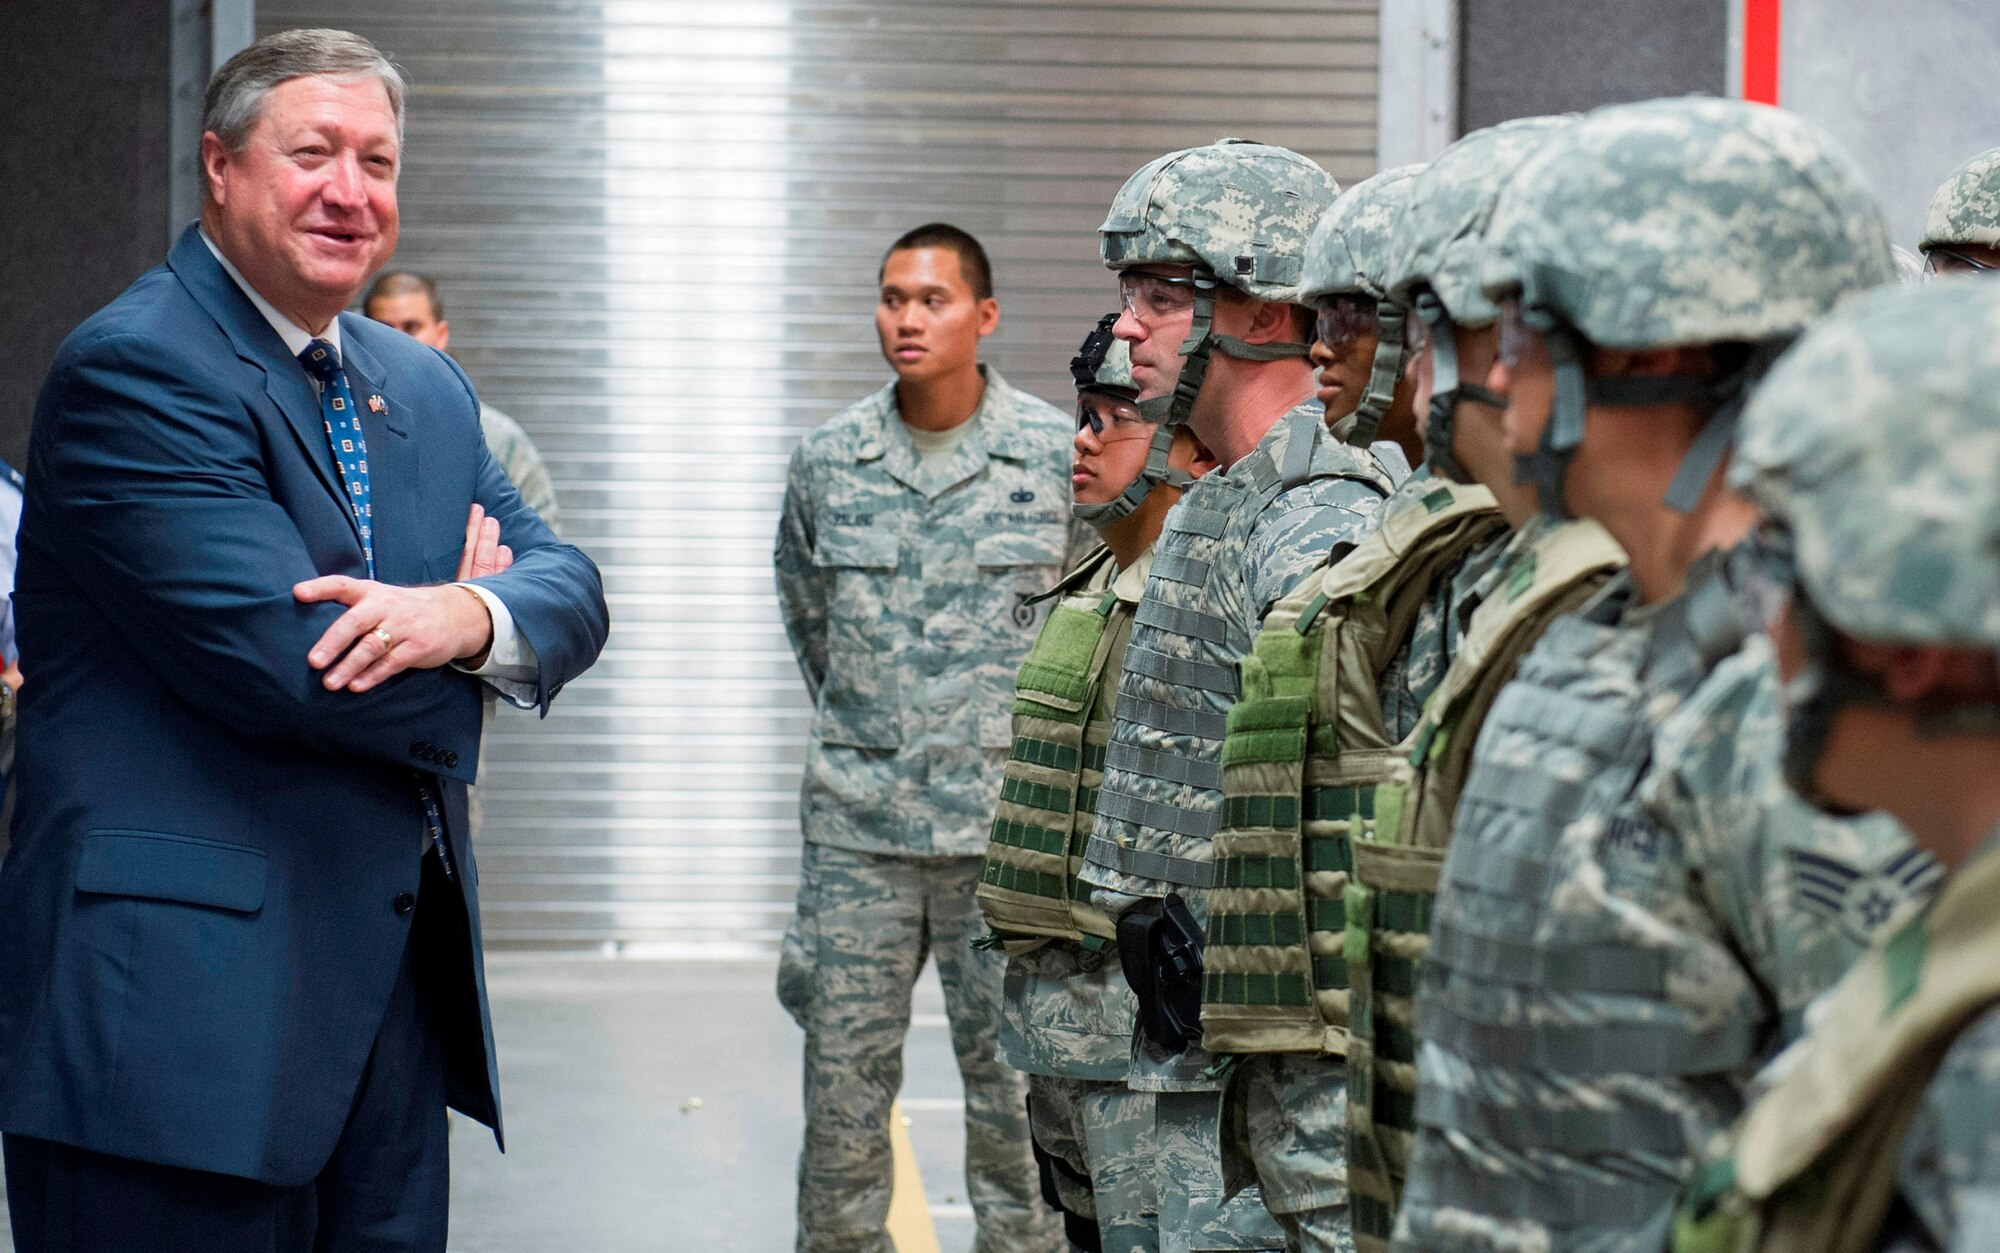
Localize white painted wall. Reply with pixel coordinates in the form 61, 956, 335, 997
1781, 0, 2000, 247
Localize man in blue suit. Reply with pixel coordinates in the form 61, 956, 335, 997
0, 28, 610, 1252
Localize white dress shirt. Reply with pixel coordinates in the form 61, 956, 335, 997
201, 232, 540, 707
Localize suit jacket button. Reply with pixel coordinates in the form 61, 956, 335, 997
444, 751, 460, 769
410, 739, 428, 758
394, 891, 416, 916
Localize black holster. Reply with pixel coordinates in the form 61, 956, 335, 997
1116, 892, 1205, 1055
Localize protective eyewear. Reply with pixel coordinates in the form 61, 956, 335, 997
1402, 313, 1433, 359
1118, 271, 1200, 322
1077, 393, 1154, 442
1314, 295, 1379, 354
1923, 247, 2000, 278
1496, 303, 1543, 369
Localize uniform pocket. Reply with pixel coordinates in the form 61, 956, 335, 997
974, 530, 1070, 748
776, 848, 822, 1028
811, 528, 904, 748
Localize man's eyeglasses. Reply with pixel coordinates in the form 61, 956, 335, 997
1118, 271, 1200, 322
1314, 295, 1379, 354
1923, 247, 2000, 278
1496, 303, 1542, 369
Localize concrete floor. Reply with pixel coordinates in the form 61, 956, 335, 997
0, 957, 984, 1252
447, 956, 979, 1253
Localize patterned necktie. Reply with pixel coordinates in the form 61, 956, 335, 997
296, 339, 376, 579
295, 338, 455, 880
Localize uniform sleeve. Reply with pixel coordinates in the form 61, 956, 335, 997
1897, 1008, 2000, 1251
1243, 479, 1385, 627
504, 439, 562, 539
774, 444, 828, 700
1647, 638, 1932, 1040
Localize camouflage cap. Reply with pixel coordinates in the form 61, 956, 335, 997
1920, 145, 2000, 252
1732, 279, 2000, 647
1099, 138, 1340, 303
1297, 164, 1427, 305
1480, 97, 1897, 348
1385, 115, 1579, 327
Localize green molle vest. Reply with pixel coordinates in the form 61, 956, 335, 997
977, 546, 1131, 945
1200, 481, 1506, 1058
1671, 838, 2000, 1253
1341, 517, 1625, 1251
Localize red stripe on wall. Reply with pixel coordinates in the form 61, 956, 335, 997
1742, 0, 1783, 104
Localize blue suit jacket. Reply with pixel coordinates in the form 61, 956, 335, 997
0, 226, 610, 1185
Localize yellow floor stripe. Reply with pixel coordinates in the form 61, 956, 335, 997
886, 1099, 942, 1253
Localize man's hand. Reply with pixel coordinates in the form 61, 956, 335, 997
457, 503, 513, 581
296, 580, 495, 693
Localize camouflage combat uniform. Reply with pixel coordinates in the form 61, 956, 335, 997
992, 550, 1163, 1253
1074, 139, 1399, 1253
774, 367, 1075, 1253
1666, 270, 2000, 1253
1197, 165, 1482, 1253
1395, 99, 1934, 1253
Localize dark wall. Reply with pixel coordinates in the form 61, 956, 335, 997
0, 0, 174, 471
1459, 0, 1729, 132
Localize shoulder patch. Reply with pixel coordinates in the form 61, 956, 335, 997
1787, 845, 1943, 943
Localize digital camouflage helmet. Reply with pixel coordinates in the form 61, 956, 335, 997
1099, 138, 1340, 427
1069, 312, 1189, 528
1384, 116, 1577, 483
1731, 279, 2000, 798
1297, 163, 1425, 448
1479, 97, 1897, 518
1920, 145, 2000, 255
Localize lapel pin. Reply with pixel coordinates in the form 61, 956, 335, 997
368, 395, 386, 414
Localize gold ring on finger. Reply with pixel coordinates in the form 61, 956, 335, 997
373, 626, 394, 650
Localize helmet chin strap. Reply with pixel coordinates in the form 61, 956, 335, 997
1414, 292, 1504, 485
1342, 301, 1405, 449
1073, 422, 1192, 531
1512, 312, 1767, 521
1136, 264, 1314, 429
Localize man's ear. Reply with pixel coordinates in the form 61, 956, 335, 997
1881, 643, 1992, 704
435, 319, 452, 352
1173, 427, 1219, 477
1235, 297, 1297, 346
200, 132, 231, 206
976, 296, 1000, 338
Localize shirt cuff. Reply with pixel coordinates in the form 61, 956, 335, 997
451, 582, 541, 709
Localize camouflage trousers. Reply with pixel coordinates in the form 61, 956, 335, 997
1027, 1075, 1157, 1252
1156, 1089, 1290, 1253
1225, 1054, 1354, 1253
777, 842, 1063, 1253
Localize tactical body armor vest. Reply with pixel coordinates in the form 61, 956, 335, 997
1343, 518, 1626, 1252
979, 546, 1128, 945
1671, 839, 2000, 1253
1086, 407, 1397, 900
1199, 480, 1507, 1060
1398, 560, 1766, 1250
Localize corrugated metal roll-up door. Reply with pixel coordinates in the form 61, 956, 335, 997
257, 0, 1381, 955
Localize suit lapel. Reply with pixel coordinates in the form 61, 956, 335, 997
166, 228, 353, 515
339, 323, 422, 588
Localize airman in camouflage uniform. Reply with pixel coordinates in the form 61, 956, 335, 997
1668, 278, 2000, 1253
774, 226, 1074, 1253
1918, 145, 2000, 276
1200, 118, 1622, 1253
1394, 98, 1935, 1253
982, 321, 1219, 1253
1075, 139, 1400, 1253
1198, 162, 1478, 1253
